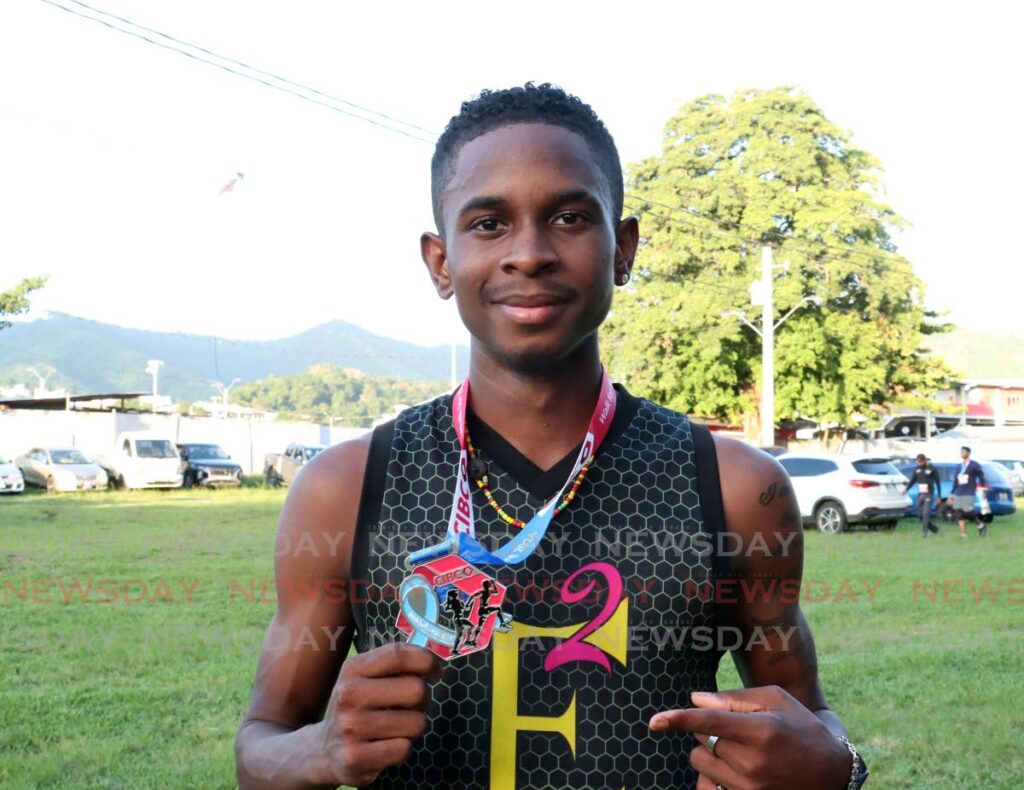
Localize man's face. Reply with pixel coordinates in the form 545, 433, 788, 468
918, 457, 926, 467
961, 448, 970, 461
422, 123, 635, 371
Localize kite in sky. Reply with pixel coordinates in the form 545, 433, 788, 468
219, 171, 245, 196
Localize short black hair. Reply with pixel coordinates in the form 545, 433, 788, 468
430, 83, 623, 232
961, 446, 971, 454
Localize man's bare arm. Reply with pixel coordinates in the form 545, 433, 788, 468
714, 436, 847, 736
649, 438, 854, 790
235, 436, 443, 790
235, 436, 369, 789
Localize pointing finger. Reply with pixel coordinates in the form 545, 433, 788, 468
649, 708, 773, 745
690, 686, 794, 712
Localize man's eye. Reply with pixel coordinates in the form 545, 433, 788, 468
471, 218, 502, 232
554, 212, 588, 226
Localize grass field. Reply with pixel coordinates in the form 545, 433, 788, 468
1, 487, 1022, 788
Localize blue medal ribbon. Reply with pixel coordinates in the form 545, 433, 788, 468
399, 370, 617, 656
399, 574, 457, 648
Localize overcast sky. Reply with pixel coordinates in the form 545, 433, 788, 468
1, 0, 1021, 349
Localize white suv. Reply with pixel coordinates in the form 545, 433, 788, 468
777, 453, 912, 534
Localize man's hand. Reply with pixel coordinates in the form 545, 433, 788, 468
650, 686, 852, 790
318, 643, 443, 787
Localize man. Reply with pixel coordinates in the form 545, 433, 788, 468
235, 84, 867, 789
946, 446, 986, 538
904, 453, 939, 537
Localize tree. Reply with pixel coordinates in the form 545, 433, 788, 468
0, 276, 47, 330
603, 87, 953, 439
232, 364, 446, 424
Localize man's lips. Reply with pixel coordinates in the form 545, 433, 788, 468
495, 293, 570, 307
492, 293, 572, 325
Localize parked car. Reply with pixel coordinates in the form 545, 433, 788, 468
264, 444, 325, 487
897, 461, 1017, 520
177, 443, 243, 488
98, 432, 183, 490
15, 447, 108, 493
777, 453, 912, 534
0, 454, 25, 494
991, 459, 1024, 497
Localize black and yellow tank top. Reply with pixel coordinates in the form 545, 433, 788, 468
351, 384, 728, 789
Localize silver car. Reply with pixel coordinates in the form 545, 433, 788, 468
0, 455, 25, 494
16, 447, 109, 493
991, 460, 1024, 498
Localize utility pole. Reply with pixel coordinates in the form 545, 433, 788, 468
760, 247, 775, 448
146, 360, 164, 413
723, 247, 821, 448
209, 378, 241, 418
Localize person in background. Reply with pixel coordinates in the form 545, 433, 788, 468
904, 453, 939, 537
946, 446, 986, 539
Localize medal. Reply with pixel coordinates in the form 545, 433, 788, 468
397, 369, 617, 659
396, 555, 510, 660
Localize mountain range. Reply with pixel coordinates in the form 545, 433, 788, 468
1, 314, 1020, 403
0, 313, 468, 402
924, 327, 1024, 380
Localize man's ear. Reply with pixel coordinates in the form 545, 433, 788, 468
421, 232, 454, 299
614, 214, 640, 283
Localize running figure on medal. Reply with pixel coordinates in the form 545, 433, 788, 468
442, 581, 512, 656
470, 579, 512, 643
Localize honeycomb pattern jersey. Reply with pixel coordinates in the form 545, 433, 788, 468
351, 384, 729, 790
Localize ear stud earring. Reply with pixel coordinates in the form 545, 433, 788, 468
617, 273, 630, 285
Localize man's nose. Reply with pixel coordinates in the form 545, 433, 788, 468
499, 222, 558, 277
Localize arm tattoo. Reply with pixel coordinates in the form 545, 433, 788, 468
767, 647, 798, 665
751, 612, 802, 665
778, 504, 802, 532
759, 480, 792, 507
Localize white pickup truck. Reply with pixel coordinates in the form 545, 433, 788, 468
100, 432, 183, 490
264, 443, 326, 487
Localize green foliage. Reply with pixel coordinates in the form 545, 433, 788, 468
603, 88, 953, 431
0, 276, 47, 330
232, 363, 446, 425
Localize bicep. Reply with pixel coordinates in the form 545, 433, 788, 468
242, 438, 369, 730
715, 439, 828, 710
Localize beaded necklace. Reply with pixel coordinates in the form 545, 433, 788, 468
464, 424, 594, 529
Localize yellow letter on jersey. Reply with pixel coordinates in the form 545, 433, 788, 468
489, 597, 628, 790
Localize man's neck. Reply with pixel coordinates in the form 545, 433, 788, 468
465, 341, 604, 471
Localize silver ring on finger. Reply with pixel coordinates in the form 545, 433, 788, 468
706, 734, 720, 755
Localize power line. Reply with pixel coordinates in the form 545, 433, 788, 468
625, 196, 749, 246
61, 0, 439, 138
39, 0, 438, 143
626, 192, 919, 276
628, 195, 923, 298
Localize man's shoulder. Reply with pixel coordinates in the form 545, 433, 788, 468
292, 433, 374, 509
711, 434, 783, 482
386, 392, 454, 435
618, 391, 780, 482
309, 432, 373, 473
